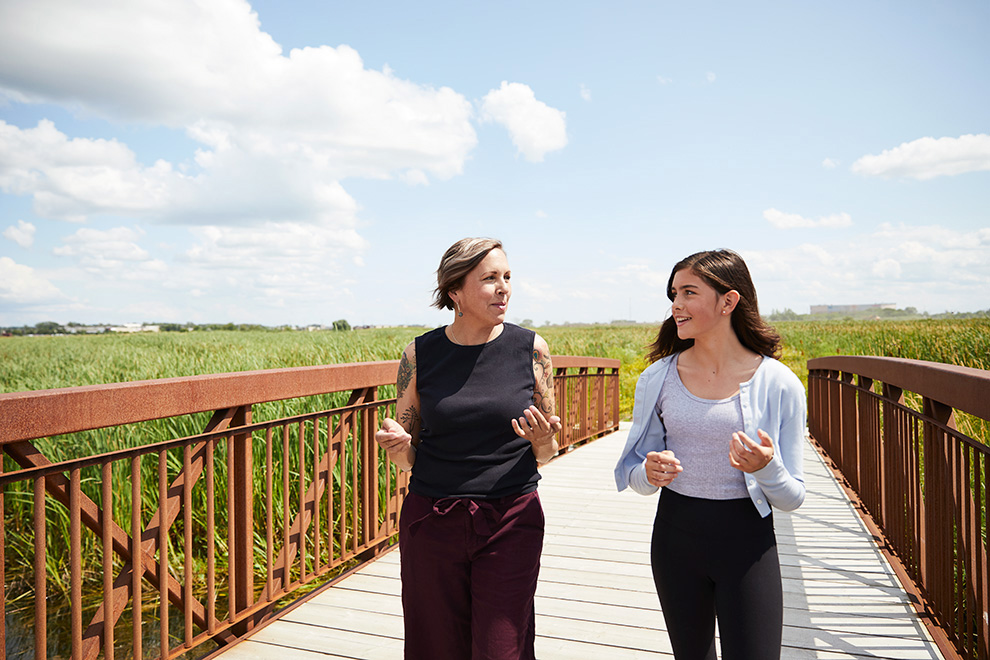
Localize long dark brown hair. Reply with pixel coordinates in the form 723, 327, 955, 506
646, 249, 781, 363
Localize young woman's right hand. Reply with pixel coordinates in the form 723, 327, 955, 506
645, 450, 683, 488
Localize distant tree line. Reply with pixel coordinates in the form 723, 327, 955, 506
1, 320, 355, 336
766, 307, 990, 322
1, 321, 69, 336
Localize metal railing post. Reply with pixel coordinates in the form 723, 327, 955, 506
231, 405, 254, 635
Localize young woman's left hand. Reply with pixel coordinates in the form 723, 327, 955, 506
729, 429, 775, 473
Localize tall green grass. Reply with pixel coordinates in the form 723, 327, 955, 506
1, 320, 987, 650
4, 319, 987, 426
540, 319, 989, 422
1, 329, 424, 658
0, 327, 423, 393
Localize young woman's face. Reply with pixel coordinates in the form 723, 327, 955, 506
669, 268, 728, 340
450, 248, 511, 325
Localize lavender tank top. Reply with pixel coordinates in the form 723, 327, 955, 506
654, 355, 749, 500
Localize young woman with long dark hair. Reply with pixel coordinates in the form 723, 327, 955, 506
614, 249, 806, 660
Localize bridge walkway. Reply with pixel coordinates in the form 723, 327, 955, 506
216, 424, 944, 659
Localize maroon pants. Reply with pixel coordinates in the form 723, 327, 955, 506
399, 490, 544, 660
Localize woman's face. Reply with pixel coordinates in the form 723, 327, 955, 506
450, 248, 511, 325
669, 268, 727, 340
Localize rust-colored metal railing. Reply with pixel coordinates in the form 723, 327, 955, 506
808, 356, 990, 660
0, 355, 619, 660
552, 356, 621, 452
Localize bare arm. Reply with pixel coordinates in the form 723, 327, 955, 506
512, 334, 561, 464
375, 342, 420, 471
532, 336, 556, 417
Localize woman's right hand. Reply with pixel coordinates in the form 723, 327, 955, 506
375, 417, 412, 454
376, 418, 413, 454
645, 450, 682, 488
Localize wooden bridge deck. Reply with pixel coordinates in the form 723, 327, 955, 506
216, 424, 944, 659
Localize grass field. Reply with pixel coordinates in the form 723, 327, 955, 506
3, 318, 989, 415
1, 319, 987, 656
3, 319, 986, 459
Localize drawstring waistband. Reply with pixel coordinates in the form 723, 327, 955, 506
408, 496, 505, 537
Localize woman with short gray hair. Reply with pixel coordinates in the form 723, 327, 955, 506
376, 237, 561, 659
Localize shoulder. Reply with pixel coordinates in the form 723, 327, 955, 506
532, 332, 550, 356
632, 354, 675, 400
414, 326, 446, 351
641, 353, 676, 379
418, 326, 446, 341
501, 322, 537, 351
504, 322, 535, 339
402, 340, 416, 360
758, 357, 804, 393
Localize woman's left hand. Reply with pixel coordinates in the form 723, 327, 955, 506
512, 405, 562, 462
729, 429, 775, 473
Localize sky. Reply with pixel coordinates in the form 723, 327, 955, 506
1, 0, 988, 329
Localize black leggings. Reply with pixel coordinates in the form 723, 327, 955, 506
651, 489, 783, 660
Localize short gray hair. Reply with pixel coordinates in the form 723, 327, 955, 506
432, 237, 504, 310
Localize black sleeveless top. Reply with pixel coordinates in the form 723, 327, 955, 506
411, 322, 540, 499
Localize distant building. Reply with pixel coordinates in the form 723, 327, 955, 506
109, 323, 161, 333
65, 325, 111, 334
809, 303, 896, 315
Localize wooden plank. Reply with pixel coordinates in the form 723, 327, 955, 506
214, 424, 944, 660
226, 620, 403, 659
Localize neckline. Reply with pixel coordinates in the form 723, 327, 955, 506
671, 352, 765, 403
444, 323, 506, 347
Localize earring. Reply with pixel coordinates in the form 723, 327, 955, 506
456, 302, 463, 317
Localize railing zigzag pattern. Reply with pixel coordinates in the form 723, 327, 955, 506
0, 356, 619, 660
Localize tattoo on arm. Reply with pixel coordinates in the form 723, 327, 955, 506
397, 351, 414, 398
399, 403, 421, 437
395, 347, 420, 441
532, 347, 556, 416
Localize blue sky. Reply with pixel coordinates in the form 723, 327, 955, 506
1, 0, 988, 328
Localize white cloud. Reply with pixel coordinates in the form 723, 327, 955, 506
179, 220, 368, 307
400, 169, 430, 186
0, 120, 180, 222
0, 116, 371, 243
535, 210, 548, 218
872, 258, 902, 279
706, 72, 717, 83
657, 76, 673, 85
745, 223, 990, 313
822, 158, 838, 169
0, 0, 479, 226
0, 256, 65, 303
763, 208, 852, 229
53, 226, 156, 273
851, 134, 990, 180
516, 280, 560, 303
3, 219, 35, 247
797, 243, 836, 266
0, 1, 476, 175
615, 262, 669, 289
580, 84, 591, 101
480, 81, 568, 162
184, 222, 365, 270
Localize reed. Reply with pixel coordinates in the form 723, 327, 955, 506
1, 319, 987, 654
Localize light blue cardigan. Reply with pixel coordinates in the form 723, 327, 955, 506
614, 354, 807, 517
